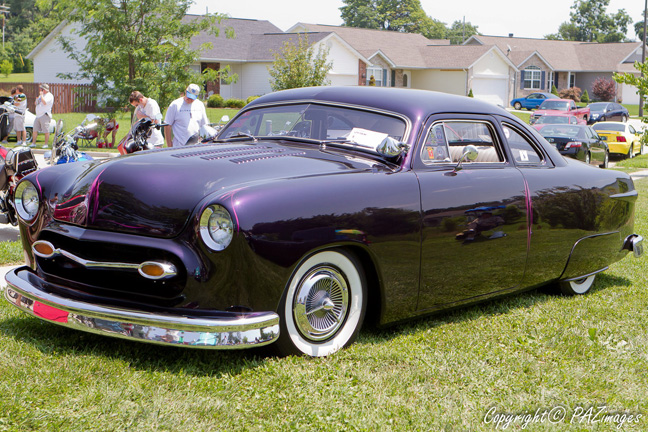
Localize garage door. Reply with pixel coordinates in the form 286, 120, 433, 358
471, 77, 508, 107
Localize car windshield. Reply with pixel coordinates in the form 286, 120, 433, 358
219, 103, 408, 150
538, 125, 583, 139
592, 123, 625, 132
539, 100, 569, 110
588, 103, 609, 113
536, 116, 570, 124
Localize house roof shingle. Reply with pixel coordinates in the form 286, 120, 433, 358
467, 35, 641, 72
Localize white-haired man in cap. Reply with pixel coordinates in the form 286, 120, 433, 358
31, 83, 55, 148
164, 83, 209, 147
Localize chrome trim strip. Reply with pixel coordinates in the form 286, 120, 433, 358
32, 240, 177, 280
4, 267, 280, 349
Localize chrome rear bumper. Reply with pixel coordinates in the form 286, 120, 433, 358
4, 266, 280, 349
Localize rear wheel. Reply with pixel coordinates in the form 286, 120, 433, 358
600, 151, 609, 169
274, 249, 367, 357
622, 115, 628, 123
627, 144, 634, 159
560, 275, 596, 295
584, 152, 591, 165
25, 128, 32, 143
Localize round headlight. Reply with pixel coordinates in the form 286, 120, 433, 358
14, 180, 40, 222
199, 205, 234, 251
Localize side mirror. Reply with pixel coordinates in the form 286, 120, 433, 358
376, 136, 407, 158
452, 145, 478, 174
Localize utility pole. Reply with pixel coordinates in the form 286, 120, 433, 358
0, 4, 9, 50
641, 0, 647, 117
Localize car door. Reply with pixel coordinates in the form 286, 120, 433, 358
414, 115, 529, 311
585, 126, 606, 165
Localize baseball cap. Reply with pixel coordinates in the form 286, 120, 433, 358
40, 83, 50, 91
185, 84, 200, 100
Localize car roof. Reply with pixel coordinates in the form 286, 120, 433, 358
247, 86, 511, 121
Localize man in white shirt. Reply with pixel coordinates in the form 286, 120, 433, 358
129, 91, 164, 146
164, 84, 209, 147
31, 83, 54, 148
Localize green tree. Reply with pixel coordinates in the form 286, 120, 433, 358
268, 34, 332, 91
446, 20, 479, 45
635, 20, 647, 41
2, 0, 66, 72
615, 63, 648, 144
0, 60, 13, 77
56, 0, 233, 110
545, 0, 631, 42
340, 0, 447, 39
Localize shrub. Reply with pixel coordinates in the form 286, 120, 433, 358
467, 88, 474, 97
207, 94, 224, 108
581, 90, 590, 104
592, 77, 616, 101
558, 86, 581, 102
224, 98, 246, 108
0, 60, 13, 77
246, 95, 260, 105
551, 85, 559, 96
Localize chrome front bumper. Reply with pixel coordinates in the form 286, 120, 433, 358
4, 267, 280, 349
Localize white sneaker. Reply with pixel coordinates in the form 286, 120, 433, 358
16, 141, 23, 146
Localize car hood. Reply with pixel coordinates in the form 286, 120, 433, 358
35, 140, 387, 238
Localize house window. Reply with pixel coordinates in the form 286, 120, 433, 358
523, 66, 541, 90
367, 67, 385, 86
569, 74, 576, 88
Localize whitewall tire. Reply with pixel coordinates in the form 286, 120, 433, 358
275, 250, 367, 357
559, 275, 596, 295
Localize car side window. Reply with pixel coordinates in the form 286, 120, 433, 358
629, 125, 636, 134
502, 123, 544, 165
420, 121, 503, 164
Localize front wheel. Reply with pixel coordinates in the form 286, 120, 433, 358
513, 102, 522, 110
559, 275, 596, 295
274, 249, 367, 357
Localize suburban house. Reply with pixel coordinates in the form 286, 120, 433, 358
27, 16, 642, 108
464, 35, 644, 104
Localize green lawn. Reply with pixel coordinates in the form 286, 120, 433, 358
0, 72, 34, 83
0, 179, 647, 430
17, 108, 240, 148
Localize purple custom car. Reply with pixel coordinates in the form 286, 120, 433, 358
4, 87, 643, 357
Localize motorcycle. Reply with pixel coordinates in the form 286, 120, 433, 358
45, 119, 94, 165
0, 141, 39, 226
117, 117, 167, 155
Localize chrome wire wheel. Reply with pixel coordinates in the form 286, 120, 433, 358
276, 250, 367, 357
293, 266, 349, 341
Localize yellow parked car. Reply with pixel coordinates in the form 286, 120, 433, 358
592, 121, 644, 158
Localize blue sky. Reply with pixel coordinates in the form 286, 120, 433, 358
190, 0, 644, 40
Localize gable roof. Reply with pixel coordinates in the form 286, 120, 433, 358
290, 22, 450, 68
186, 16, 283, 62
419, 45, 517, 70
465, 35, 641, 72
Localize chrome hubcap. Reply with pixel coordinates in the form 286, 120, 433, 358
293, 266, 349, 341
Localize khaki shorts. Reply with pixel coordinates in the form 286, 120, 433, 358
34, 114, 51, 133
13, 115, 25, 132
